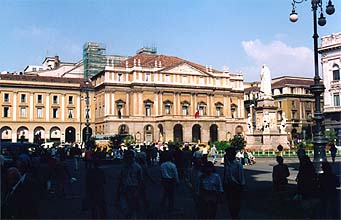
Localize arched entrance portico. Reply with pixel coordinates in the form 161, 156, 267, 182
173, 124, 183, 143
144, 124, 154, 144
210, 124, 218, 143
158, 124, 164, 142
34, 126, 45, 144
65, 127, 76, 143
192, 124, 201, 143
17, 126, 29, 142
0, 126, 12, 142
50, 127, 61, 143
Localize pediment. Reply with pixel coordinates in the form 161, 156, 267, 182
162, 62, 209, 76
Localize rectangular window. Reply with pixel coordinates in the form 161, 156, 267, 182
4, 93, 9, 102
182, 76, 187, 84
199, 106, 205, 116
145, 105, 151, 116
21, 94, 26, 103
3, 107, 9, 118
165, 105, 171, 115
37, 94, 43, 104
68, 109, 74, 118
68, 96, 74, 105
32, 67, 37, 72
182, 106, 188, 116
37, 108, 43, 118
20, 107, 27, 117
52, 108, 58, 118
145, 72, 150, 81
118, 73, 122, 82
291, 111, 297, 119
216, 107, 222, 116
53, 95, 58, 104
334, 93, 340, 106
216, 78, 220, 86
165, 75, 170, 83
199, 77, 204, 85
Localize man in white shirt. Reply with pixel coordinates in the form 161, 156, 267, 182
160, 153, 179, 211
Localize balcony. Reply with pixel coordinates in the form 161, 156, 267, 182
330, 80, 341, 90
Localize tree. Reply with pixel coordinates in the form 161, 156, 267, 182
230, 135, 246, 151
213, 141, 231, 152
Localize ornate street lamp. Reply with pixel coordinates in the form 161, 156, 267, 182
289, 0, 335, 173
85, 80, 91, 148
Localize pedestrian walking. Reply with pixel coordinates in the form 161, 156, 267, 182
223, 147, 245, 219
296, 155, 319, 219
210, 145, 218, 164
196, 162, 223, 219
272, 156, 290, 192
329, 143, 337, 163
115, 150, 144, 219
318, 161, 340, 219
85, 160, 107, 219
160, 152, 179, 211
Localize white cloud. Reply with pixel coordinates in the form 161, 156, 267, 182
241, 39, 314, 81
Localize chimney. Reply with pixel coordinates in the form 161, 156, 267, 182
126, 61, 129, 68
155, 60, 158, 68
138, 59, 141, 66
206, 65, 208, 72
209, 65, 212, 72
158, 61, 162, 68
133, 59, 136, 67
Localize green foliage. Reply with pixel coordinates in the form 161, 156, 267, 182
122, 135, 135, 146
213, 141, 231, 151
324, 130, 337, 144
230, 135, 246, 151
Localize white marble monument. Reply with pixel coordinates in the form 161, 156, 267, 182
246, 65, 289, 150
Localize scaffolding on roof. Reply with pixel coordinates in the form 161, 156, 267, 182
83, 42, 106, 79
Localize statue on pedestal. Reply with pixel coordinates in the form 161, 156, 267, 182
247, 113, 253, 133
260, 64, 272, 100
280, 112, 287, 134
263, 111, 270, 132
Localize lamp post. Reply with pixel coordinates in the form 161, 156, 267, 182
85, 80, 90, 148
289, 0, 335, 173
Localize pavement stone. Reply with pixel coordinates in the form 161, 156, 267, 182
38, 157, 341, 219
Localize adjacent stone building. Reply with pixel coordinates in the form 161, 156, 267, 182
244, 76, 315, 144
319, 32, 341, 145
0, 74, 95, 144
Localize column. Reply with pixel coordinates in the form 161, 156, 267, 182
139, 92, 143, 115
173, 93, 177, 115
155, 92, 159, 116
210, 95, 213, 116
13, 92, 17, 121
61, 94, 65, 121
223, 95, 227, 117
29, 93, 34, 121
46, 94, 50, 121
111, 93, 115, 115
206, 95, 210, 116
133, 92, 137, 115
159, 92, 163, 115
126, 92, 130, 116
77, 96, 80, 120
105, 93, 110, 115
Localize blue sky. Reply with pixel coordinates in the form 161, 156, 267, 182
0, 0, 340, 81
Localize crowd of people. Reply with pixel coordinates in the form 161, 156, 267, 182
0, 140, 340, 219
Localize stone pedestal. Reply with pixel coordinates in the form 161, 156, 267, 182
246, 98, 289, 150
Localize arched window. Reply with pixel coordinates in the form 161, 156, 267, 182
333, 64, 340, 81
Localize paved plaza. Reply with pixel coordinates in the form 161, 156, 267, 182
37, 156, 341, 219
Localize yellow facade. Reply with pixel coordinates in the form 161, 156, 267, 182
0, 75, 95, 144
92, 52, 245, 144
